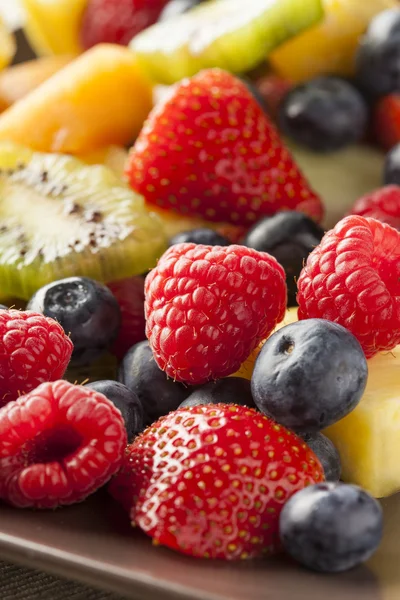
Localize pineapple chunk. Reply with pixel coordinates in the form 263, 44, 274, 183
0, 45, 153, 154
270, 0, 397, 82
0, 16, 16, 75
22, 0, 86, 56
325, 347, 400, 498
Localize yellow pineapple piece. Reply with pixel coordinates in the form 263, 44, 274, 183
22, 0, 86, 56
0, 17, 16, 76
0, 55, 73, 110
0, 44, 153, 155
325, 347, 400, 498
270, 0, 397, 82
233, 307, 298, 380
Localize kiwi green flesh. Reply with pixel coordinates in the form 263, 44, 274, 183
131, 0, 324, 84
0, 151, 166, 300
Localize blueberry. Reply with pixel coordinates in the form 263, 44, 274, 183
159, 0, 203, 20
180, 377, 256, 409
356, 9, 400, 98
85, 380, 144, 442
280, 483, 383, 573
27, 277, 121, 366
243, 212, 324, 307
0, 304, 7, 310
118, 340, 192, 425
169, 228, 230, 247
279, 76, 368, 152
251, 319, 368, 433
302, 433, 341, 482
384, 143, 400, 185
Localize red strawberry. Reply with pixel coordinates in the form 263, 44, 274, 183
126, 69, 323, 227
374, 94, 400, 150
145, 243, 287, 385
109, 404, 324, 559
80, 0, 170, 49
108, 276, 146, 359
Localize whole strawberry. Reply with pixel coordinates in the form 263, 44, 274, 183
126, 69, 323, 227
0, 309, 73, 406
80, 0, 170, 49
297, 215, 400, 358
108, 275, 146, 359
109, 404, 324, 559
144, 243, 287, 384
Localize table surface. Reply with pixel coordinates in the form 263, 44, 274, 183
0, 491, 399, 600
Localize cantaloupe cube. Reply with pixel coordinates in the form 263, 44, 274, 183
326, 347, 400, 498
0, 55, 73, 110
0, 45, 153, 154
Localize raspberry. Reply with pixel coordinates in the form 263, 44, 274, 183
297, 216, 400, 358
145, 243, 287, 384
349, 185, 400, 230
108, 276, 146, 359
0, 380, 127, 508
0, 310, 73, 406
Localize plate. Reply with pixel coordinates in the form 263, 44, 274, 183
0, 491, 398, 600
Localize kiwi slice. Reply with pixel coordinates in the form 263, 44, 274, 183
130, 0, 324, 84
0, 142, 167, 300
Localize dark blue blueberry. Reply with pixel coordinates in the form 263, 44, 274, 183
356, 9, 400, 98
159, 0, 203, 20
118, 340, 192, 425
279, 483, 383, 573
302, 433, 341, 482
243, 211, 324, 306
251, 319, 368, 433
169, 228, 230, 247
384, 143, 400, 185
27, 277, 121, 366
278, 76, 368, 152
85, 380, 144, 442
0, 304, 7, 310
179, 377, 256, 409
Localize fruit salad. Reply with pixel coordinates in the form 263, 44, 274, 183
0, 0, 399, 578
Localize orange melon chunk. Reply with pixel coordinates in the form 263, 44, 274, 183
0, 44, 153, 155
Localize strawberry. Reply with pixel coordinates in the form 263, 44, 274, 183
80, 0, 170, 49
109, 404, 324, 559
374, 94, 400, 151
126, 69, 324, 228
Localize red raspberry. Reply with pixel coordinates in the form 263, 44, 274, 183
109, 404, 324, 559
349, 185, 400, 230
144, 243, 287, 384
0, 310, 73, 406
0, 380, 127, 508
297, 215, 400, 358
108, 276, 146, 359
